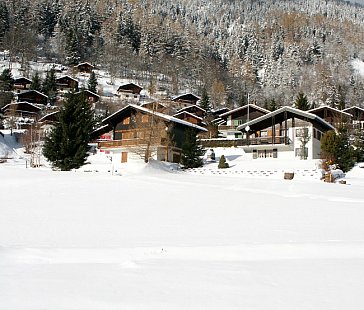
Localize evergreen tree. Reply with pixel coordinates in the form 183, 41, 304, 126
321, 129, 356, 172
43, 91, 95, 170
181, 128, 204, 168
218, 155, 229, 169
269, 98, 279, 111
37, 0, 60, 39
117, 9, 141, 53
295, 92, 310, 111
42, 68, 57, 104
30, 72, 42, 91
88, 71, 97, 93
0, 69, 13, 91
199, 87, 212, 114
0, 2, 9, 48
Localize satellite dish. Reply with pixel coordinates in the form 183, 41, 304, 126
245, 125, 250, 132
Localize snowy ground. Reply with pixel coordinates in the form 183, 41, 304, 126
1, 133, 364, 309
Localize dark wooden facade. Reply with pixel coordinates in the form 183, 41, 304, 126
176, 105, 206, 118
173, 111, 203, 126
308, 106, 352, 128
74, 62, 94, 73
1, 102, 42, 119
117, 83, 143, 95
96, 105, 207, 162
172, 93, 200, 106
17, 90, 48, 105
13, 77, 31, 90
56, 76, 79, 91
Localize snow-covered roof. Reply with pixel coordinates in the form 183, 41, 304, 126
172, 93, 201, 101
175, 104, 206, 114
74, 62, 94, 68
308, 105, 353, 118
237, 106, 335, 132
173, 111, 203, 121
219, 104, 270, 117
75, 89, 100, 98
38, 111, 59, 122
103, 104, 207, 132
2, 101, 42, 112
17, 89, 48, 98
56, 75, 78, 82
13, 76, 32, 83
343, 106, 364, 114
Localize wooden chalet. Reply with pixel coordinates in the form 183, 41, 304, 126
140, 101, 167, 113
117, 83, 143, 102
343, 106, 364, 130
175, 105, 206, 118
218, 104, 270, 139
233, 106, 335, 160
172, 93, 200, 108
56, 75, 79, 92
13, 77, 31, 90
74, 62, 94, 73
308, 105, 352, 128
173, 111, 204, 126
96, 104, 207, 164
17, 90, 48, 105
1, 102, 42, 129
38, 111, 59, 135
76, 89, 100, 106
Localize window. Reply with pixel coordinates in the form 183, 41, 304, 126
296, 128, 309, 137
141, 115, 149, 123
123, 117, 130, 125
295, 147, 308, 158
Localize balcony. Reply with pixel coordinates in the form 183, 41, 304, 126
199, 136, 292, 148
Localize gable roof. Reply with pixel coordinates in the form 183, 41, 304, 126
236, 106, 335, 132
1, 101, 42, 113
220, 104, 270, 118
308, 105, 352, 118
103, 104, 207, 132
17, 89, 48, 99
172, 93, 200, 102
14, 77, 32, 84
176, 104, 206, 114
74, 62, 94, 68
117, 83, 143, 94
173, 111, 203, 121
38, 111, 59, 122
75, 89, 100, 98
56, 75, 78, 83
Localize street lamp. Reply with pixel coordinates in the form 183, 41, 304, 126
245, 93, 250, 132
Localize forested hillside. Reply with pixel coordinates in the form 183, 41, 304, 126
1, 0, 364, 109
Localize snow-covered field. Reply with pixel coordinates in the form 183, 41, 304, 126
1, 133, 364, 309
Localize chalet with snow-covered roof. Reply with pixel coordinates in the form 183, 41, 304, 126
343, 106, 364, 130
56, 76, 79, 92
308, 105, 352, 128
218, 104, 270, 139
173, 111, 204, 126
175, 105, 206, 118
1, 102, 42, 129
233, 106, 335, 160
38, 111, 60, 135
17, 90, 48, 105
172, 93, 200, 108
75, 89, 100, 108
74, 62, 94, 73
117, 83, 143, 102
13, 77, 31, 91
140, 101, 167, 113
95, 104, 207, 164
